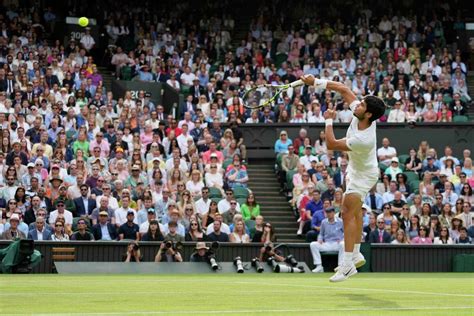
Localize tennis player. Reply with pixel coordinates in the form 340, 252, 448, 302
301, 74, 385, 282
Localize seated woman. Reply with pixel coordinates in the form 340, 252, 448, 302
229, 219, 250, 243
433, 227, 454, 244
410, 225, 432, 244
185, 218, 208, 241
240, 193, 260, 221
141, 220, 164, 241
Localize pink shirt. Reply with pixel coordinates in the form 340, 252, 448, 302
411, 237, 432, 244
89, 139, 110, 158
202, 150, 224, 164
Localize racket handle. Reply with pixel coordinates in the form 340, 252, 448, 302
289, 79, 304, 88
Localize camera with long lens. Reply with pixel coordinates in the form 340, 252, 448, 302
233, 256, 244, 273
251, 257, 264, 273
264, 242, 273, 253
132, 243, 139, 251
207, 241, 220, 270
164, 241, 183, 251
285, 254, 298, 267
267, 256, 304, 273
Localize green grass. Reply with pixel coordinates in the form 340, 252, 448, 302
0, 273, 473, 315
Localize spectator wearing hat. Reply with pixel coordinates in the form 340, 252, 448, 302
202, 142, 224, 165
87, 147, 109, 170
124, 165, 148, 190
163, 208, 186, 236
90, 196, 116, 225
92, 211, 118, 241
1, 213, 26, 240
384, 157, 403, 178
118, 210, 140, 241
71, 218, 95, 241
189, 77, 205, 104
310, 207, 344, 273
48, 199, 73, 230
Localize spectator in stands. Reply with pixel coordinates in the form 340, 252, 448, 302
274, 131, 292, 154
51, 218, 69, 241
207, 220, 229, 242
218, 189, 240, 214
456, 227, 472, 244
377, 138, 397, 167
92, 211, 118, 241
225, 159, 248, 189
71, 218, 95, 241
369, 218, 392, 243
241, 193, 260, 221
433, 227, 454, 244
411, 225, 432, 244
142, 220, 165, 242
310, 207, 343, 273
118, 211, 140, 241
385, 157, 403, 178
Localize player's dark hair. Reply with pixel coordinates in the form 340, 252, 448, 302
364, 96, 385, 122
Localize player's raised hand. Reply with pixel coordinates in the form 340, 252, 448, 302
324, 109, 337, 120
300, 74, 315, 86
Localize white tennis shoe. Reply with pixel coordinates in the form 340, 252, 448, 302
329, 263, 357, 282
334, 253, 366, 272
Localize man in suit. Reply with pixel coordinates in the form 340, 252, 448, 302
368, 219, 392, 243
92, 211, 118, 240
44, 67, 60, 88
27, 216, 52, 241
1, 214, 26, 240
189, 78, 205, 104
74, 184, 97, 217
180, 95, 196, 117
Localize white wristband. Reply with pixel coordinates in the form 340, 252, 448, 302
325, 119, 333, 126
314, 79, 328, 89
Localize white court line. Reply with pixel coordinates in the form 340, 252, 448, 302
236, 281, 474, 298
3, 306, 473, 315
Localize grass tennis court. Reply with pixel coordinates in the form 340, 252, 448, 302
0, 273, 473, 315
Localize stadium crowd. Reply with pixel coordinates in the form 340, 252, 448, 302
0, 2, 278, 246
0, 0, 472, 247
275, 129, 474, 245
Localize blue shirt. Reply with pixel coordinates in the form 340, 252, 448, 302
306, 199, 324, 216
318, 218, 344, 242
311, 210, 326, 229
274, 139, 292, 154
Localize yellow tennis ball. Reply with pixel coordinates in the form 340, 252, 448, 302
78, 17, 89, 27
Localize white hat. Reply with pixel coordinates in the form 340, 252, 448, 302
391, 157, 399, 163
10, 213, 20, 221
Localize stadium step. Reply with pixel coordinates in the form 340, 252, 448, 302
247, 160, 299, 243
98, 66, 114, 92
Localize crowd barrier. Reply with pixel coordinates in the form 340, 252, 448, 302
1, 241, 473, 273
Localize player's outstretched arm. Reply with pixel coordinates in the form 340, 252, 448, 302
300, 75, 357, 106
323, 110, 351, 152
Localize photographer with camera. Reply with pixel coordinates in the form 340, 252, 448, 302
189, 242, 211, 262
124, 241, 141, 263
154, 239, 184, 262
259, 242, 285, 263
190, 241, 220, 270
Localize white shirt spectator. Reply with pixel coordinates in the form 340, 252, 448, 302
180, 72, 196, 86
115, 208, 138, 226
299, 154, 318, 170
377, 146, 397, 166
48, 210, 73, 226
218, 199, 240, 214
195, 198, 211, 215
96, 195, 119, 210
387, 108, 406, 122
337, 109, 353, 123
139, 221, 165, 235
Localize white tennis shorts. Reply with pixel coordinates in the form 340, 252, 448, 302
345, 171, 379, 201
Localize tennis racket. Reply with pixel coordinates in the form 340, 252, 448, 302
242, 79, 305, 109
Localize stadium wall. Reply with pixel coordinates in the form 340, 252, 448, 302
241, 123, 474, 159
1, 241, 473, 273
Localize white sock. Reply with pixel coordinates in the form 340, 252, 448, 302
353, 244, 361, 255
343, 252, 353, 265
